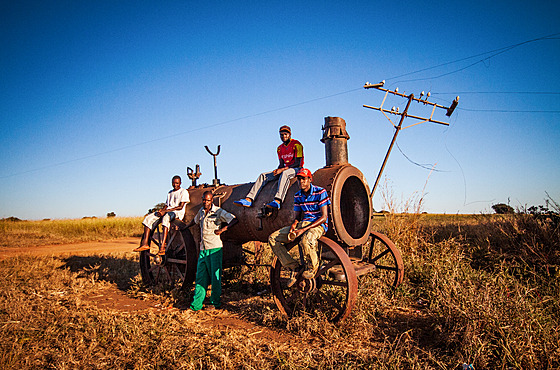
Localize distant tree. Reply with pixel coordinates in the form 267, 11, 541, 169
1, 216, 22, 222
147, 202, 167, 214
107, 212, 116, 218
492, 203, 514, 214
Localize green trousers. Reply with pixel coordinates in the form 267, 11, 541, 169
190, 248, 223, 311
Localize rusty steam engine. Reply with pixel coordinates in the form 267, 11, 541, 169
139, 117, 404, 322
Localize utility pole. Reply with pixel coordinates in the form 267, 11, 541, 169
363, 81, 459, 199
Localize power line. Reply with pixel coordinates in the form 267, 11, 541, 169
433, 91, 560, 95
395, 141, 448, 172
0, 88, 362, 179
458, 107, 560, 113
426, 92, 559, 113
3, 33, 558, 178
386, 32, 560, 83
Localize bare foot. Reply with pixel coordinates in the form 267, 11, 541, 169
133, 245, 150, 252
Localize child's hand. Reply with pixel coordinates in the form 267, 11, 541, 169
156, 207, 168, 217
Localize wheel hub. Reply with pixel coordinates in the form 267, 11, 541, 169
297, 277, 317, 293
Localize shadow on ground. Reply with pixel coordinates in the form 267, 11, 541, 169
61, 255, 139, 290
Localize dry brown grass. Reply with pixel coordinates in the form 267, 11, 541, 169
1, 211, 559, 368
0, 217, 143, 249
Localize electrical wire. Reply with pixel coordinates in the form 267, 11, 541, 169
0, 88, 362, 179
395, 141, 448, 172
458, 108, 560, 113
3, 33, 558, 178
427, 93, 560, 113
387, 32, 560, 83
433, 92, 560, 95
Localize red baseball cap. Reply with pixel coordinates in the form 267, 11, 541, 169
296, 168, 313, 178
279, 125, 291, 134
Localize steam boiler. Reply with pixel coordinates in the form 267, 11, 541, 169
139, 117, 404, 323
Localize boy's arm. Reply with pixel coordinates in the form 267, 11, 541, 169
292, 205, 327, 238
291, 156, 302, 168
273, 157, 286, 175
289, 211, 302, 233
214, 217, 238, 235
158, 202, 186, 215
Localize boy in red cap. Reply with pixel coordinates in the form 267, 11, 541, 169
268, 168, 331, 281
234, 125, 303, 209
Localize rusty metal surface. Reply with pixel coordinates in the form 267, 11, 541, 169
321, 116, 350, 166
360, 232, 404, 288
186, 165, 201, 187
269, 236, 358, 323
184, 181, 299, 246
140, 115, 405, 322
313, 164, 373, 247
139, 224, 197, 290
183, 162, 373, 255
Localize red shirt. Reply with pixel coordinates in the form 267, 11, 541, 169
277, 139, 304, 167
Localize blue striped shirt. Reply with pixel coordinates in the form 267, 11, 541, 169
294, 184, 331, 232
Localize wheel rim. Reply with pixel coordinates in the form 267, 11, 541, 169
139, 224, 189, 290
270, 236, 358, 323
364, 232, 404, 287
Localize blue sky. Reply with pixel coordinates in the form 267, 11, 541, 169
1, 1, 559, 220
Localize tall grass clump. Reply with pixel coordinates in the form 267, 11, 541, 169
364, 186, 560, 368
0, 217, 143, 248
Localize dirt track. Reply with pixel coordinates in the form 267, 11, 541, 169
1, 237, 292, 343
0, 237, 140, 259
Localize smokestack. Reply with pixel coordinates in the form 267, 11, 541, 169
321, 116, 350, 166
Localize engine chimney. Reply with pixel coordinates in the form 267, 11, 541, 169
321, 116, 350, 166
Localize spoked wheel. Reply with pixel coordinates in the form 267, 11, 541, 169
362, 232, 404, 287
139, 223, 197, 290
270, 236, 358, 323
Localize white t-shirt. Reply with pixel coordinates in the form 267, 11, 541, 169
166, 188, 190, 220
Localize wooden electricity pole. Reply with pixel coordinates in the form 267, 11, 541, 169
363, 81, 459, 199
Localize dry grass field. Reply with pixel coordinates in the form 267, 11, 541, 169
0, 217, 143, 249
0, 213, 559, 369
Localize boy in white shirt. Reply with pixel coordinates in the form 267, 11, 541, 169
134, 175, 190, 255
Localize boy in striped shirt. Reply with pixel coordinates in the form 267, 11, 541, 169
268, 168, 331, 280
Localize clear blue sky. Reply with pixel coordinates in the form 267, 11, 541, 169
1, 1, 559, 220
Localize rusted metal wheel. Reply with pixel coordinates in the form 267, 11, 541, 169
362, 232, 404, 287
270, 236, 358, 323
139, 223, 197, 290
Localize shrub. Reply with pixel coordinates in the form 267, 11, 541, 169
0, 217, 22, 222
492, 203, 514, 214
147, 202, 166, 214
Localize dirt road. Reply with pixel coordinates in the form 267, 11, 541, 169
0, 237, 140, 259
1, 237, 292, 343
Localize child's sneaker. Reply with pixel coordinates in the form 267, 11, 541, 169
234, 198, 252, 207
266, 200, 281, 209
